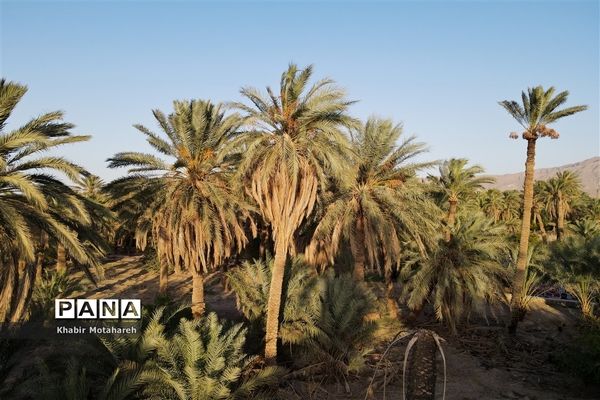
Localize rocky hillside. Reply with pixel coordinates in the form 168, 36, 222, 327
485, 157, 599, 196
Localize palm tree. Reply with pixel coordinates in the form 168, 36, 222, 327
428, 158, 494, 241
544, 171, 582, 241
569, 218, 600, 239
306, 117, 438, 282
499, 190, 522, 235
232, 64, 356, 363
481, 189, 503, 222
403, 214, 507, 334
108, 100, 252, 316
75, 174, 106, 202
499, 86, 587, 334
228, 259, 377, 378
0, 78, 95, 322
500, 190, 521, 222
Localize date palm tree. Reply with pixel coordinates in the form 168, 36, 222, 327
232, 64, 357, 363
481, 189, 503, 223
0, 78, 95, 322
306, 117, 438, 284
108, 100, 253, 317
499, 85, 587, 334
428, 158, 493, 241
544, 171, 582, 241
403, 214, 507, 334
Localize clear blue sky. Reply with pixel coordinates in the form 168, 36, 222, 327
1, 0, 598, 181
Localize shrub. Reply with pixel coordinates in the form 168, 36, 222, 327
30, 270, 82, 318
140, 311, 283, 400
555, 319, 600, 385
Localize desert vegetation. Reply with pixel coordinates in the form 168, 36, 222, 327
0, 67, 598, 399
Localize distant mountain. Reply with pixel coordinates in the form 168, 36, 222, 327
485, 157, 599, 197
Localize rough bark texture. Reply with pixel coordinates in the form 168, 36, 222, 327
535, 213, 548, 243
351, 218, 366, 281
159, 261, 168, 296
556, 193, 565, 241
509, 138, 536, 335
406, 330, 437, 400
35, 252, 44, 282
385, 280, 399, 319
191, 272, 205, 318
56, 244, 67, 274
264, 239, 288, 364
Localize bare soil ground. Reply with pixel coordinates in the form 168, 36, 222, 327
72, 256, 597, 400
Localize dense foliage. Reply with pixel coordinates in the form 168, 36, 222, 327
0, 70, 596, 398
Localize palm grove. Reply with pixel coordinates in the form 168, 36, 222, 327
0, 66, 597, 397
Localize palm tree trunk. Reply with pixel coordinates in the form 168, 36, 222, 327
445, 199, 458, 241
191, 271, 205, 318
536, 212, 548, 243
35, 252, 44, 283
264, 237, 288, 365
17, 259, 27, 279
350, 218, 366, 281
509, 138, 536, 335
385, 276, 399, 319
56, 244, 67, 274
158, 260, 168, 296
556, 193, 565, 241
405, 330, 437, 400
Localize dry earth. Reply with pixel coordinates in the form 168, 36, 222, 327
72, 256, 597, 400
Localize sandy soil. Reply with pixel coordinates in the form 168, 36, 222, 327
71, 256, 596, 400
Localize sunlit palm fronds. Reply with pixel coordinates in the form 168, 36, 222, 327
108, 100, 254, 316
404, 214, 508, 333
306, 117, 439, 280
232, 63, 357, 362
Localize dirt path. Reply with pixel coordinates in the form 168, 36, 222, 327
72, 255, 242, 320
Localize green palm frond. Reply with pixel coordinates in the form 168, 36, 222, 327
499, 85, 587, 139
404, 213, 508, 333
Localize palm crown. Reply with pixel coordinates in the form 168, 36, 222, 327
0, 79, 92, 263
499, 86, 588, 140
307, 117, 439, 278
108, 100, 251, 275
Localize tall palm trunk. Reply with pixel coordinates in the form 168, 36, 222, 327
556, 193, 565, 241
159, 261, 168, 296
509, 138, 536, 334
264, 237, 288, 364
385, 273, 399, 319
191, 271, 205, 318
350, 217, 366, 281
445, 199, 458, 241
535, 212, 548, 243
56, 244, 67, 274
35, 252, 44, 282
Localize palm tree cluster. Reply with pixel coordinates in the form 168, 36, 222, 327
0, 68, 595, 397
0, 79, 109, 323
